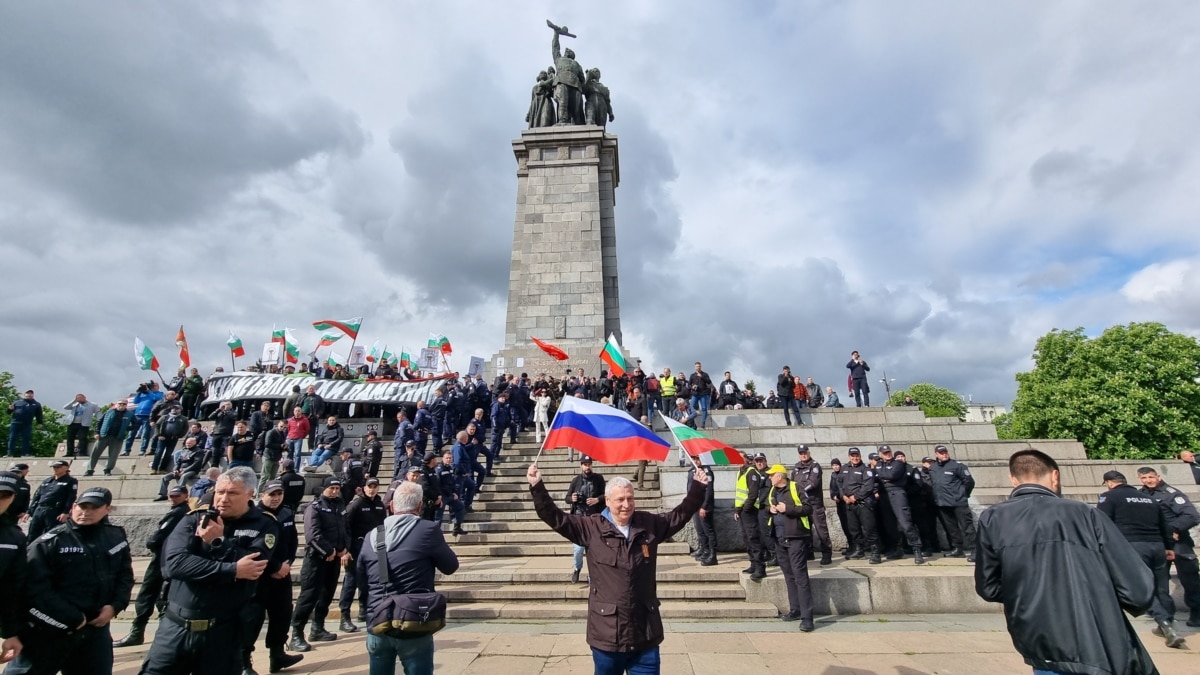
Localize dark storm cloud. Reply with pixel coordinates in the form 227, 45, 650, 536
0, 2, 364, 225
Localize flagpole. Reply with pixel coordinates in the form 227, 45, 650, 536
533, 399, 565, 467
345, 320, 361, 371
230, 351, 236, 372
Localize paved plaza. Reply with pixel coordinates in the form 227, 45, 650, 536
109, 614, 1197, 674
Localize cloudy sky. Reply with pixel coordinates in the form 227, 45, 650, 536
2, 1, 1198, 412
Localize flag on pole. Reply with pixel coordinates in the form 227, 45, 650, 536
366, 340, 382, 363
542, 396, 670, 464
271, 326, 286, 344
661, 413, 744, 465
311, 318, 363, 340
428, 333, 452, 355
284, 329, 300, 364
382, 345, 399, 366
399, 349, 411, 369
531, 336, 569, 361
175, 325, 190, 369
316, 334, 342, 349
134, 337, 160, 371
326, 351, 344, 368
227, 331, 246, 358
599, 333, 627, 377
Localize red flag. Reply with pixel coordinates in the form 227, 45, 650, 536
847, 374, 854, 396
531, 336, 569, 361
176, 325, 190, 369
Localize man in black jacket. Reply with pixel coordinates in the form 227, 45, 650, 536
339, 448, 365, 498
567, 457, 606, 582
687, 362, 713, 429
929, 445, 977, 560
687, 454, 717, 566
839, 448, 880, 563
765, 464, 816, 631
874, 446, 925, 564
975, 450, 1157, 674
290, 477, 349, 651
258, 419, 288, 494
244, 480, 303, 673
0, 471, 28, 663
360, 430, 383, 479
278, 459, 306, 513
1137, 465, 1200, 627
906, 453, 939, 556
1098, 470, 1185, 648
338, 478, 387, 633
776, 366, 801, 426
26, 460, 77, 540
828, 458, 850, 553
792, 445, 832, 565
845, 351, 870, 407
207, 400, 237, 468
735, 453, 767, 580
7, 486, 133, 675
113, 486, 190, 648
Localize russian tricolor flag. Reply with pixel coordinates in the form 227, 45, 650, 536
542, 396, 670, 465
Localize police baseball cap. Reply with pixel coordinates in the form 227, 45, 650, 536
322, 477, 342, 489
340, 447, 353, 454
366, 430, 377, 437
879, 445, 893, 454
423, 451, 438, 463
166, 485, 187, 497
934, 445, 949, 453
279, 458, 294, 470
9, 463, 29, 472
579, 456, 593, 464
868, 453, 879, 461
847, 448, 861, 456
50, 460, 69, 468
1101, 470, 1127, 484
830, 458, 842, 466
76, 486, 112, 506
766, 464, 788, 475
365, 477, 380, 487
263, 480, 284, 494
796, 445, 810, 454
406, 465, 422, 474
405, 440, 416, 447
0, 471, 19, 493
921, 456, 934, 463
752, 453, 767, 461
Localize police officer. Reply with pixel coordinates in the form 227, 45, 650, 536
792, 445, 832, 565
0, 471, 28, 663
6, 486, 133, 675
1097, 470, 1185, 648
875, 446, 925, 564
392, 410, 415, 473
141, 466, 281, 675
764, 464, 815, 632
339, 448, 365, 499
277, 459, 306, 514
429, 387, 449, 452
435, 451, 466, 537
244, 480, 304, 674
338, 477, 386, 630
754, 454, 779, 567
828, 458, 851, 553
360, 430, 383, 479
394, 440, 420, 479
112, 485, 190, 648
26, 460, 78, 540
418, 452, 442, 521
734, 452, 767, 580
2, 463, 31, 526
903, 453, 939, 557
687, 454, 717, 566
1138, 466, 1200, 627
929, 445, 977, 560
290, 476, 349, 651
840, 448, 881, 563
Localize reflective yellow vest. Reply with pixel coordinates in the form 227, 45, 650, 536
734, 465, 754, 508
660, 375, 677, 398
767, 480, 811, 530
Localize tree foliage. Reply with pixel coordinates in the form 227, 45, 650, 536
0, 371, 70, 457
1006, 323, 1200, 460
886, 383, 967, 420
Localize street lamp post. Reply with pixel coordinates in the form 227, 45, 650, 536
879, 370, 897, 403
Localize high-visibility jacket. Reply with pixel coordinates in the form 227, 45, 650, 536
735, 465, 763, 509
767, 480, 811, 531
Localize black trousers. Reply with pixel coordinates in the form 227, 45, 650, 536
845, 501, 879, 554
757, 509, 777, 560
64, 423, 90, 457
911, 496, 939, 553
851, 379, 869, 406
292, 553, 340, 629
1129, 541, 1173, 622
937, 505, 977, 552
834, 500, 852, 546
3, 624, 111, 675
132, 553, 168, 626
339, 540, 369, 615
692, 509, 716, 554
809, 502, 832, 554
738, 508, 763, 563
776, 536, 814, 620
141, 612, 242, 674
1172, 547, 1200, 618
245, 574, 294, 652
884, 489, 923, 552
26, 508, 62, 541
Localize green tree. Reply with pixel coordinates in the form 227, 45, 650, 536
991, 412, 1018, 440
0, 371, 70, 457
886, 383, 967, 420
1006, 322, 1200, 460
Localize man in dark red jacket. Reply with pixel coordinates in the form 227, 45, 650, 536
528, 462, 707, 673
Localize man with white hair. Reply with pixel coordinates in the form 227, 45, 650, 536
527, 462, 709, 673
358, 481, 459, 674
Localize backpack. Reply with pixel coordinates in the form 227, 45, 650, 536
646, 376, 659, 392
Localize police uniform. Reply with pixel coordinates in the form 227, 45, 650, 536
792, 446, 832, 564
907, 458, 940, 555
361, 436, 383, 478
687, 462, 717, 565
434, 462, 465, 534
244, 483, 304, 673
2, 465, 31, 526
828, 461, 851, 550
141, 498, 282, 674
338, 485, 386, 626
290, 479, 349, 647
734, 455, 766, 578
839, 450, 881, 562
6, 487, 133, 675
874, 448, 925, 564
1140, 478, 1200, 626
26, 463, 77, 540
340, 453, 365, 498
278, 464, 307, 513
113, 490, 190, 646
0, 471, 29, 645
765, 468, 815, 631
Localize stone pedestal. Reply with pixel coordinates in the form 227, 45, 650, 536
491, 126, 628, 377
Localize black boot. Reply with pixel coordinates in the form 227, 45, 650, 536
571, 568, 581, 583
288, 629, 312, 653
242, 650, 259, 675
750, 564, 766, 581
945, 548, 965, 558
868, 553, 882, 564
1187, 612, 1200, 628
1154, 619, 1186, 648
764, 554, 778, 567
270, 647, 304, 672
700, 552, 718, 566
691, 548, 704, 559
113, 624, 145, 647
914, 551, 926, 565
819, 551, 833, 566
339, 616, 359, 633
741, 563, 755, 574
308, 621, 337, 642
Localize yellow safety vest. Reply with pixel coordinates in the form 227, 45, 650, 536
767, 481, 811, 530
734, 466, 753, 508
660, 376, 677, 398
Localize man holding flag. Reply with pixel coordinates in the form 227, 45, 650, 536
528, 394, 709, 672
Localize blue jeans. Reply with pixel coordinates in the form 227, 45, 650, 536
591, 645, 660, 675
310, 448, 334, 467
573, 544, 585, 571
366, 632, 434, 675
690, 394, 710, 428
780, 397, 803, 425
286, 438, 305, 463
6, 422, 32, 456
125, 414, 151, 454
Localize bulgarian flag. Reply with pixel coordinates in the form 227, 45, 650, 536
399, 350, 412, 368
428, 333, 452, 354
271, 326, 286, 344
366, 340, 382, 363
227, 331, 246, 358
316, 333, 342, 349
175, 325, 190, 369
312, 317, 362, 340
661, 413, 745, 465
382, 345, 398, 366
134, 337, 160, 372
284, 329, 300, 364
599, 332, 627, 377
326, 351, 344, 368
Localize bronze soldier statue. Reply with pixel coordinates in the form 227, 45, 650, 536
584, 68, 614, 130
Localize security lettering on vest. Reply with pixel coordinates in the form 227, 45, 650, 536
107, 540, 129, 555
234, 529, 261, 538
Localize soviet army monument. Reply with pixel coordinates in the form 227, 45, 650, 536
492, 21, 626, 377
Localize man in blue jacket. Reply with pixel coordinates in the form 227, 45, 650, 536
125, 382, 163, 456
6, 390, 44, 457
